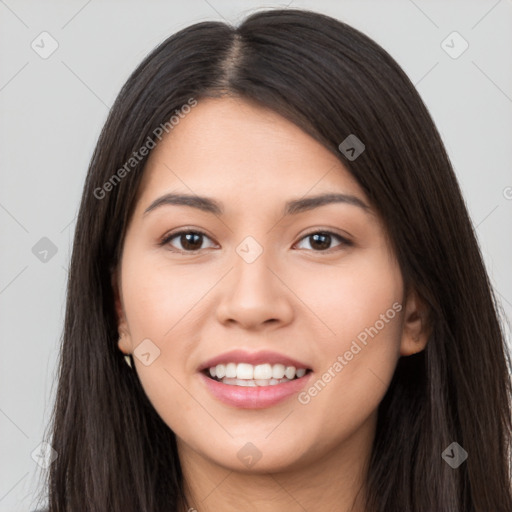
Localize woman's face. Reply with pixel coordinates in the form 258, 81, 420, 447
115, 96, 425, 474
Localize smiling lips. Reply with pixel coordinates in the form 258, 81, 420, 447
208, 362, 307, 386
198, 349, 313, 408
199, 349, 311, 371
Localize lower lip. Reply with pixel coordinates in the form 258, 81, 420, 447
199, 372, 313, 409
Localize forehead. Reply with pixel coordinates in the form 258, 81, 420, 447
135, 96, 367, 210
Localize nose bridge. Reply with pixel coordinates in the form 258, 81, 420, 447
215, 234, 293, 328
232, 234, 280, 303
234, 237, 274, 292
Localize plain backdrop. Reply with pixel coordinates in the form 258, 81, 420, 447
1, 1, 511, 510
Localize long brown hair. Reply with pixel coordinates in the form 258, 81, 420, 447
36, 8, 512, 511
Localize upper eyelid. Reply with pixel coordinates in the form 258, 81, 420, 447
299, 228, 351, 241
161, 228, 215, 244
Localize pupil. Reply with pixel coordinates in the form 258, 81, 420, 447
182, 233, 202, 250
310, 233, 330, 250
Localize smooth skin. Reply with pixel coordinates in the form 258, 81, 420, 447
114, 96, 429, 512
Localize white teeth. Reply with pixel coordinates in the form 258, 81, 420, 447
210, 362, 308, 382
236, 363, 254, 380
216, 364, 226, 379
225, 362, 237, 378
221, 377, 293, 387
235, 379, 257, 387
272, 364, 285, 379
284, 366, 296, 379
253, 364, 272, 380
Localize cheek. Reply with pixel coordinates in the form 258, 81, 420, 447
120, 260, 198, 433
291, 310, 402, 462
119, 246, 219, 426
294, 247, 403, 347
121, 248, 211, 343
292, 250, 403, 425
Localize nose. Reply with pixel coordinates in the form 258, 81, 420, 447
215, 248, 294, 331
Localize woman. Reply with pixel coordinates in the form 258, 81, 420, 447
35, 8, 512, 512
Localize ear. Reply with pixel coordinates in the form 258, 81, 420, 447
111, 269, 132, 355
399, 288, 430, 356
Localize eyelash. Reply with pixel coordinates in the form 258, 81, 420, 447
158, 228, 353, 254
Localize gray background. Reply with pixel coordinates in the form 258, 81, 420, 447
1, 1, 511, 510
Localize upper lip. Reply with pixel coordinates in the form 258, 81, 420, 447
198, 349, 311, 372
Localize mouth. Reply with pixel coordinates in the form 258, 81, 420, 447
201, 363, 312, 387
198, 357, 314, 409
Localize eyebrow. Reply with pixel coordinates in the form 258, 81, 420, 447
143, 192, 370, 217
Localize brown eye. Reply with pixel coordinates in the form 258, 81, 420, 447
295, 231, 352, 252
161, 230, 215, 253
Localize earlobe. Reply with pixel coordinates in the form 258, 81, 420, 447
400, 289, 430, 356
117, 332, 132, 355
